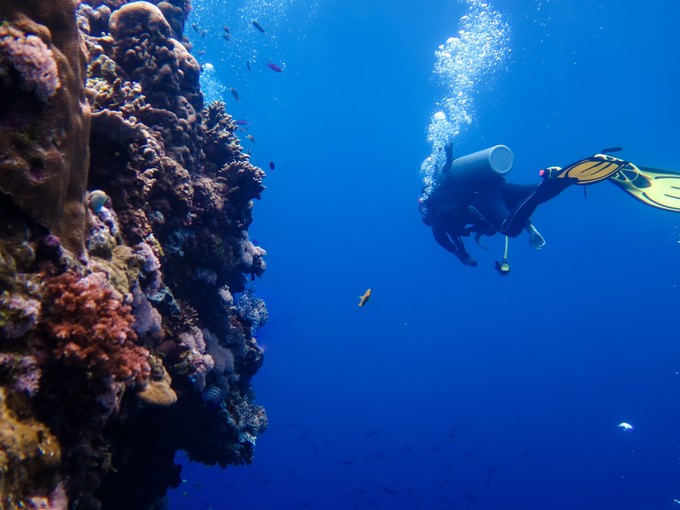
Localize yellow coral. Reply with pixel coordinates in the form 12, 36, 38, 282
0, 388, 62, 507
137, 364, 177, 406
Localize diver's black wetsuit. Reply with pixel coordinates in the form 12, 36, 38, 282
422, 147, 570, 266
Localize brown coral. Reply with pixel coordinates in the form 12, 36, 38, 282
0, 0, 91, 256
42, 271, 150, 385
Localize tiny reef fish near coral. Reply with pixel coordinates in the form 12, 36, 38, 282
230, 88, 239, 101
266, 62, 283, 72
358, 288, 371, 307
252, 20, 266, 33
269, 161, 275, 170
246, 134, 255, 143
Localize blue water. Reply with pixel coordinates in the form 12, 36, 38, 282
170, 1, 680, 508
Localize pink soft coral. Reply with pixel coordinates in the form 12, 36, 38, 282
0, 24, 60, 100
43, 272, 150, 385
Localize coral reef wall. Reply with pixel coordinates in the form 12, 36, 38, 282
0, 0, 269, 508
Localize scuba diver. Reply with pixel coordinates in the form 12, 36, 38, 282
420, 144, 680, 275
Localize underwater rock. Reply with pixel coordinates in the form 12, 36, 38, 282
0, 0, 269, 507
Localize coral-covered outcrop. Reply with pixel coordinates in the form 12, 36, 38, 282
0, 0, 269, 508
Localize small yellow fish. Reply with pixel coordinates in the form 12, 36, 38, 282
358, 288, 371, 307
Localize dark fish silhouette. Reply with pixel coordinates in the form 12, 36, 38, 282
252, 20, 266, 33
449, 424, 457, 439
487, 466, 499, 485
230, 88, 239, 101
192, 23, 199, 32
601, 146, 623, 154
269, 161, 275, 171
266, 62, 283, 72
223, 25, 230, 33
246, 60, 252, 71
461, 491, 477, 504
381, 487, 398, 496
201, 30, 207, 38
223, 33, 232, 42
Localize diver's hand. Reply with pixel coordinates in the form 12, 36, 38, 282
462, 255, 478, 267
526, 224, 546, 251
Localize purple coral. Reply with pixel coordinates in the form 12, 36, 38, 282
0, 24, 60, 100
0, 293, 41, 340
0, 352, 42, 396
176, 327, 215, 389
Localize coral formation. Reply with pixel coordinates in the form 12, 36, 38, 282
0, 0, 91, 256
0, 0, 269, 507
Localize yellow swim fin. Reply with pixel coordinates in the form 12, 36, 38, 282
609, 163, 680, 212
544, 154, 630, 184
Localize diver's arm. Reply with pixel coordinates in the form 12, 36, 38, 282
432, 223, 477, 266
441, 143, 454, 174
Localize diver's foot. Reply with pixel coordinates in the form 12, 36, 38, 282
527, 224, 546, 250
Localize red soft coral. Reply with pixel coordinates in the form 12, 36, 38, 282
43, 272, 150, 385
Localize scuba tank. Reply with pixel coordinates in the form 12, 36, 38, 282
446, 145, 514, 188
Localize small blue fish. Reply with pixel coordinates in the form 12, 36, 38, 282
252, 20, 266, 33
269, 161, 275, 171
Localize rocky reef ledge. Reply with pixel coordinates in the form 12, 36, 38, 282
0, 1, 268, 508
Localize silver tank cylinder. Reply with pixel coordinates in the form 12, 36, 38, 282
448, 145, 514, 186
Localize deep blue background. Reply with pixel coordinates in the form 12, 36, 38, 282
170, 1, 680, 508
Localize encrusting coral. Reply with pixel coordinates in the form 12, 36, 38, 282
0, 0, 270, 507
0, 0, 91, 256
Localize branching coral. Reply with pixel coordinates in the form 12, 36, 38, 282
42, 272, 150, 386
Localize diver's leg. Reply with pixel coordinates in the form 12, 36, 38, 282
469, 186, 509, 232
499, 180, 571, 237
